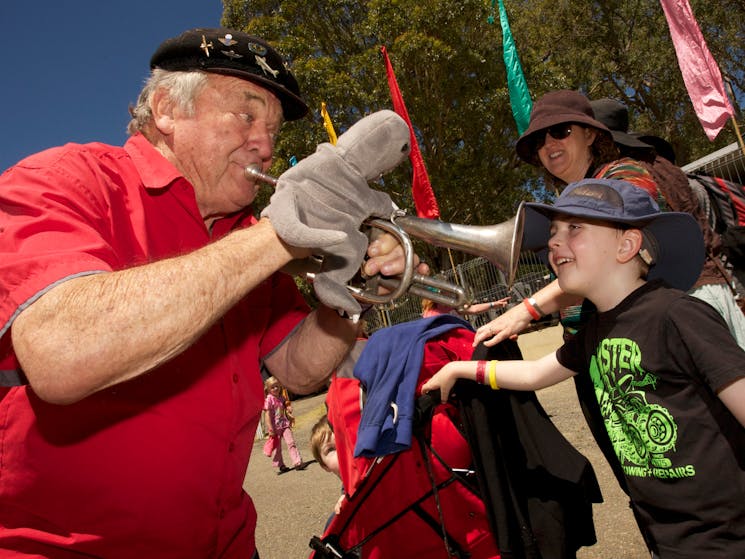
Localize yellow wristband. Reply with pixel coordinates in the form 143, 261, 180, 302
488, 360, 499, 390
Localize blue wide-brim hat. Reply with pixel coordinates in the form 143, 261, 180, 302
521, 178, 704, 292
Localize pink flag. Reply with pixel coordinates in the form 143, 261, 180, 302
660, 0, 735, 140
381, 46, 440, 219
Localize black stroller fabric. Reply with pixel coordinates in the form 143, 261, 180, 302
456, 339, 603, 559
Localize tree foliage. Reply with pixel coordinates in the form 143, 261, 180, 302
221, 0, 745, 271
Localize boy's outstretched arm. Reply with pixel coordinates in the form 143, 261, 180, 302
421, 351, 575, 402
717, 377, 745, 428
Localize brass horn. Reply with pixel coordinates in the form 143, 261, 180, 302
244, 164, 524, 309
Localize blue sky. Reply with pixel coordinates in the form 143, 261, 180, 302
0, 1, 224, 172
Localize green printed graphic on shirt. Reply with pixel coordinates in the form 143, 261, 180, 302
589, 337, 695, 479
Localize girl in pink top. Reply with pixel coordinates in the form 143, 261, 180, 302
263, 376, 304, 474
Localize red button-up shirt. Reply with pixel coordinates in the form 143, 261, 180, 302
0, 135, 308, 558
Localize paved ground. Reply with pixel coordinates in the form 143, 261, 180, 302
245, 326, 649, 559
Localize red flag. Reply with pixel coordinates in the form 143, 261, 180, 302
381, 46, 440, 219
660, 0, 735, 140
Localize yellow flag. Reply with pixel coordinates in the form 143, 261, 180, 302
321, 102, 338, 145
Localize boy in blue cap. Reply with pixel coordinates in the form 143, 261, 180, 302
423, 178, 745, 558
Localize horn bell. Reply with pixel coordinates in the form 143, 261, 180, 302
394, 205, 525, 286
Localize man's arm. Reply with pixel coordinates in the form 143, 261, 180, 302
264, 305, 357, 395
11, 219, 301, 404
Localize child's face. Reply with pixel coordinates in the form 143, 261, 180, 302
320, 435, 340, 477
548, 216, 625, 296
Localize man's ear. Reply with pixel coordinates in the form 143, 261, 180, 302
618, 228, 644, 264
151, 88, 176, 135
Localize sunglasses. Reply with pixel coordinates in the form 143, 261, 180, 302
531, 124, 574, 152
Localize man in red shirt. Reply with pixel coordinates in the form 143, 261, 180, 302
0, 27, 416, 558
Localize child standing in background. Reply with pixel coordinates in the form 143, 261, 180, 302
263, 376, 304, 474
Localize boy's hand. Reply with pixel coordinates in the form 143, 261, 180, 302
421, 362, 459, 402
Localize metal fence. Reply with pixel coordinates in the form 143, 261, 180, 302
365, 251, 556, 334
681, 142, 745, 184
682, 141, 745, 297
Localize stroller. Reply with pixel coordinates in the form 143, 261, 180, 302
309, 315, 601, 559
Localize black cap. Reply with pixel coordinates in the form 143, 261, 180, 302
150, 27, 308, 121
630, 133, 677, 164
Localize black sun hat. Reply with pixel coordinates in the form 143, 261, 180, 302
522, 178, 704, 292
589, 98, 653, 150
151, 28, 308, 121
589, 99, 677, 164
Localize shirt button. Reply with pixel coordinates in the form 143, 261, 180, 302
228, 442, 235, 453
232, 373, 239, 383
219, 509, 226, 519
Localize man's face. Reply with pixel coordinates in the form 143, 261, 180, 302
168, 74, 283, 223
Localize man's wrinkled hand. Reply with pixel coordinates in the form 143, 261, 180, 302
363, 232, 429, 280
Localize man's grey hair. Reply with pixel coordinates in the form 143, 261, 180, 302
127, 69, 209, 136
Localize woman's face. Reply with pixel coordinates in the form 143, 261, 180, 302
535, 124, 598, 184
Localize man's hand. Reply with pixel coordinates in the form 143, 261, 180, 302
363, 231, 430, 279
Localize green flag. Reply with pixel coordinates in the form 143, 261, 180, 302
490, 0, 533, 135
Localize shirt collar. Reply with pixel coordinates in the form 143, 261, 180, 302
123, 132, 258, 234
124, 133, 183, 191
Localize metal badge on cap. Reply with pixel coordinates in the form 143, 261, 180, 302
219, 34, 237, 46
247, 42, 267, 56
200, 35, 213, 56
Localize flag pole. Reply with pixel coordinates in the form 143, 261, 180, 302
731, 116, 745, 157
724, 81, 745, 156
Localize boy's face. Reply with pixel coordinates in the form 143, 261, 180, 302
320, 434, 340, 477
547, 216, 627, 297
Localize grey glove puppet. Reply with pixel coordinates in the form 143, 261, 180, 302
261, 109, 411, 317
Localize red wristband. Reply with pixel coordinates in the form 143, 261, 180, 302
475, 360, 487, 385
523, 297, 541, 321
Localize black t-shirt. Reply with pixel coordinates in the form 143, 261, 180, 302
557, 280, 745, 558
